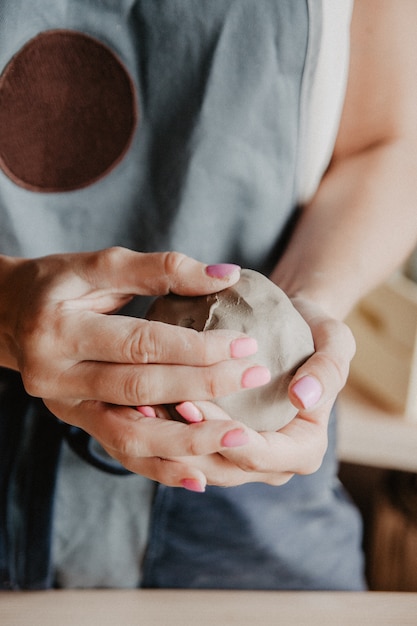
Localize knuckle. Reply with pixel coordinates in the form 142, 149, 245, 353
199, 332, 224, 365
21, 363, 60, 398
330, 319, 356, 364
326, 352, 349, 389
21, 370, 46, 397
267, 473, 295, 487
298, 437, 327, 475
210, 474, 231, 488
162, 251, 187, 278
101, 245, 127, 264
124, 322, 157, 364
122, 370, 150, 406
182, 431, 206, 457
238, 456, 263, 473
184, 440, 201, 457
109, 425, 143, 459
18, 316, 66, 398
92, 246, 129, 275
203, 364, 234, 399
205, 373, 221, 400
319, 320, 356, 384
19, 346, 52, 399
239, 451, 267, 474
311, 349, 348, 394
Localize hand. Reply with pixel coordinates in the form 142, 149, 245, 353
120, 296, 355, 489
0, 247, 271, 487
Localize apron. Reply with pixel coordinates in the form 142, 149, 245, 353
0, 0, 365, 589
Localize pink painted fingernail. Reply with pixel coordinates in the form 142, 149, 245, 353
180, 478, 206, 493
230, 337, 258, 358
221, 428, 249, 448
241, 366, 271, 389
136, 405, 157, 417
175, 402, 203, 423
206, 263, 241, 279
292, 376, 322, 409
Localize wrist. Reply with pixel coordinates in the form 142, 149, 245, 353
270, 266, 359, 321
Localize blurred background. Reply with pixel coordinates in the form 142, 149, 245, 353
338, 246, 417, 590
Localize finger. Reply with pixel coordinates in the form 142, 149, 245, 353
75, 247, 242, 297
53, 360, 270, 406
106, 455, 208, 492
161, 400, 284, 477
219, 406, 330, 476
288, 317, 355, 411
188, 398, 330, 476
46, 398, 251, 459
59, 312, 258, 364
174, 400, 233, 423
96, 411, 248, 459
167, 452, 295, 487
61, 399, 297, 488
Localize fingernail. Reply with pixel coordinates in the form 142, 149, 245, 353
230, 337, 258, 358
206, 263, 241, 279
292, 376, 322, 409
221, 428, 249, 448
136, 405, 157, 417
241, 366, 271, 389
175, 402, 203, 423
180, 478, 206, 493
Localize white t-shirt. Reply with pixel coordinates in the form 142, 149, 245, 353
298, 0, 353, 203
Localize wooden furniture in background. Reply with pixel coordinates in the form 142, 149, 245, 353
337, 384, 417, 472
346, 271, 417, 421
337, 383, 417, 591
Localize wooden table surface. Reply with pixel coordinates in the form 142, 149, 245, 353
3, 590, 417, 626
337, 384, 417, 472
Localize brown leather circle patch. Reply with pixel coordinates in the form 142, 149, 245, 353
0, 30, 137, 192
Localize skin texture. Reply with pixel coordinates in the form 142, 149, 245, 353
1, 1, 417, 490
146, 269, 314, 432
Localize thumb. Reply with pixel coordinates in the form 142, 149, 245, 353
288, 317, 355, 411
80, 247, 241, 297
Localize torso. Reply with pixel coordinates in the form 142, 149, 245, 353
0, 1, 360, 590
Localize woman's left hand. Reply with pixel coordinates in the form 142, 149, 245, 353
111, 297, 356, 488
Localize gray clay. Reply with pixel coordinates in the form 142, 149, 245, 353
146, 269, 314, 431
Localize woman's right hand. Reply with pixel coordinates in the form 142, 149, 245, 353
0, 247, 269, 488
